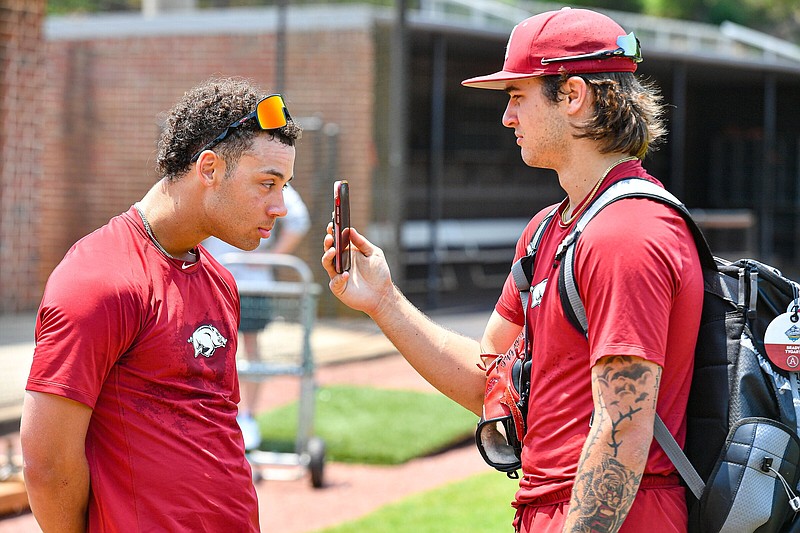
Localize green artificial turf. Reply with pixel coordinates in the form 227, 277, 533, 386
256, 385, 478, 465
315, 471, 519, 533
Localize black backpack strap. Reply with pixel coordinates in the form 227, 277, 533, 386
511, 207, 559, 293
509, 206, 558, 415
511, 206, 559, 320
555, 177, 712, 500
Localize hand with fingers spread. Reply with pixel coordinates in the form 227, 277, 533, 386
321, 224, 395, 318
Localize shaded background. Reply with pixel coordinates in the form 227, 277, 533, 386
2, 0, 800, 316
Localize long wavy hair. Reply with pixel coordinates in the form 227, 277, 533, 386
541, 72, 667, 159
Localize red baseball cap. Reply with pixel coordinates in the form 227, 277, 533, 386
462, 8, 640, 90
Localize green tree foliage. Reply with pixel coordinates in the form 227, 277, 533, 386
566, 0, 644, 15
45, 0, 800, 42
48, 0, 386, 13
643, 0, 799, 41
48, 0, 139, 14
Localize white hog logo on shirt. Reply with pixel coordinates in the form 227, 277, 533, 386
188, 325, 227, 358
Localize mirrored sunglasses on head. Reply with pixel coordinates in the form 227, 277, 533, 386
540, 32, 642, 65
190, 94, 292, 162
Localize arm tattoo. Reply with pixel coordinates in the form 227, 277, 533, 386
567, 456, 642, 532
596, 356, 655, 456
565, 356, 659, 532
607, 406, 642, 457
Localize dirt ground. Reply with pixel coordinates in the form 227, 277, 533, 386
0, 354, 495, 533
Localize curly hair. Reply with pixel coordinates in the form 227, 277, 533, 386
541, 72, 667, 159
156, 77, 302, 180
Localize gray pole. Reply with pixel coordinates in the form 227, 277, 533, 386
275, 0, 288, 93
427, 35, 446, 309
760, 73, 777, 262
386, 0, 408, 286
670, 63, 687, 200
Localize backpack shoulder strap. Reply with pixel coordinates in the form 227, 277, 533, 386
508, 206, 559, 417
654, 414, 705, 499
558, 177, 715, 335
556, 177, 711, 500
511, 206, 559, 294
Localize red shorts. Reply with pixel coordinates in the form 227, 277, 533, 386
512, 475, 687, 533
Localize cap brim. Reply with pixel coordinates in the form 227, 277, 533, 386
461, 70, 545, 90
463, 57, 639, 90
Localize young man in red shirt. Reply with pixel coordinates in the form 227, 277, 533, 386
322, 8, 701, 532
23, 78, 301, 532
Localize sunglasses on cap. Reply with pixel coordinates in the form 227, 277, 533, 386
540, 32, 642, 65
190, 94, 292, 163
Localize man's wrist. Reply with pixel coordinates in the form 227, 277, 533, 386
369, 283, 403, 325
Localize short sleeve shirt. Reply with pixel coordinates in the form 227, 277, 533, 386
495, 162, 703, 505
27, 206, 259, 532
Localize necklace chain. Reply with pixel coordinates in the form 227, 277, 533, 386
560, 156, 638, 225
134, 203, 194, 261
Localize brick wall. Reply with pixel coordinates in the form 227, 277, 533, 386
34, 9, 377, 314
0, 1, 46, 312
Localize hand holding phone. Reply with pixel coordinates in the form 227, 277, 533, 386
333, 180, 351, 273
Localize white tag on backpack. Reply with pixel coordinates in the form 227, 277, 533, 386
765, 302, 800, 371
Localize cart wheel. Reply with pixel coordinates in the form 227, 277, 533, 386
307, 436, 326, 489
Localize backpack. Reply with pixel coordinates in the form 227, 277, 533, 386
476, 177, 800, 533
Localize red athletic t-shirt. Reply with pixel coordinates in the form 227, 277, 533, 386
495, 162, 703, 529
27, 206, 259, 532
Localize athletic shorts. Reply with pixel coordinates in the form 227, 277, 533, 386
512, 475, 687, 533
239, 296, 272, 332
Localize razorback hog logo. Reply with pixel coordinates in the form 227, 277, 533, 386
187, 325, 227, 358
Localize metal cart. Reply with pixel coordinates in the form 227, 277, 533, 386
219, 252, 325, 488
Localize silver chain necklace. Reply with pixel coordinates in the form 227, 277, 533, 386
134, 202, 194, 261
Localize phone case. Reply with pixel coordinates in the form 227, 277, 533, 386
333, 180, 350, 273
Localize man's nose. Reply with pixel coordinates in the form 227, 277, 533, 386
502, 102, 516, 128
270, 193, 288, 218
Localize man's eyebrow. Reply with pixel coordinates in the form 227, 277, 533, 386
504, 84, 520, 94
259, 168, 288, 179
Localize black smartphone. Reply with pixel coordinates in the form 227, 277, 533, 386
333, 180, 351, 273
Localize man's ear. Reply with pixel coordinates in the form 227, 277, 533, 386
194, 151, 223, 186
562, 76, 590, 116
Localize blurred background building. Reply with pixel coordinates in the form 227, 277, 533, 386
2, 0, 800, 315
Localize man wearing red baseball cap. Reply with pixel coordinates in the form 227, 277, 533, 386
323, 7, 701, 532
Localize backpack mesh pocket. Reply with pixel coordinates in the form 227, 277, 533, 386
699, 417, 800, 533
